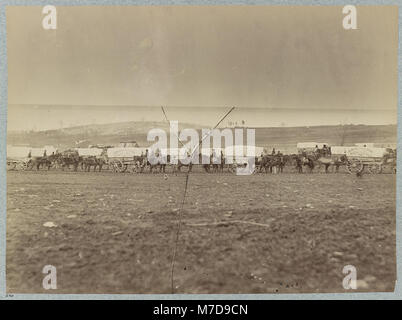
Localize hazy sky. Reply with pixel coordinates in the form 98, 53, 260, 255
6, 5, 398, 130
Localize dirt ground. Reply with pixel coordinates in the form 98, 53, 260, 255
6, 169, 396, 294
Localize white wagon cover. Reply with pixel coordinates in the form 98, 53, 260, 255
76, 148, 104, 157
331, 146, 387, 158
7, 145, 57, 158
297, 142, 330, 150
107, 147, 147, 158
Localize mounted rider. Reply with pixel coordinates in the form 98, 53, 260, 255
277, 150, 284, 173
211, 149, 221, 165
322, 144, 329, 157
143, 149, 149, 165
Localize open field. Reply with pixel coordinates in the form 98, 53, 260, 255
6, 171, 396, 293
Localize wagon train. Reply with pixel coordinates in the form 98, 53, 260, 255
6, 142, 396, 174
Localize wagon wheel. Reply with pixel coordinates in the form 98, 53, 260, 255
227, 164, 236, 174
130, 163, 140, 173
19, 161, 29, 171
119, 161, 128, 173
346, 159, 363, 174
111, 161, 119, 172
113, 160, 128, 173
252, 165, 259, 174
7, 162, 17, 170
368, 163, 382, 174
24, 161, 34, 171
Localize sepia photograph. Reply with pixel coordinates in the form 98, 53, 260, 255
5, 5, 398, 294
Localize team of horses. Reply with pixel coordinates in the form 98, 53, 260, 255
22, 149, 351, 174
25, 150, 108, 172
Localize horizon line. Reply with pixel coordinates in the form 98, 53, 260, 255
7, 122, 397, 134
7, 104, 397, 112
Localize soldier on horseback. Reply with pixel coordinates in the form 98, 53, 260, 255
295, 156, 302, 173
322, 145, 329, 157
210, 149, 222, 173
277, 150, 285, 173
220, 150, 225, 172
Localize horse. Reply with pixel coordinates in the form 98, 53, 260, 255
131, 155, 147, 173
219, 155, 225, 173
294, 155, 303, 173
170, 152, 197, 174
146, 154, 169, 173
257, 155, 270, 173
28, 156, 53, 170
307, 152, 348, 173
316, 155, 347, 173
258, 154, 282, 174
198, 154, 211, 173
382, 151, 397, 173
82, 155, 108, 172
46, 153, 61, 169
149, 160, 168, 173
301, 156, 315, 173
198, 152, 224, 173
210, 153, 224, 173
174, 161, 193, 173
57, 150, 81, 171
277, 154, 288, 173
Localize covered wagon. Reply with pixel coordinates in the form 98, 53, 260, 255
76, 147, 104, 157
331, 146, 389, 174
6, 145, 57, 170
6, 146, 31, 170
107, 147, 147, 172
297, 142, 330, 155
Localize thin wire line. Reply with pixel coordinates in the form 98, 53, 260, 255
170, 173, 189, 293
161, 106, 235, 294
161, 106, 186, 149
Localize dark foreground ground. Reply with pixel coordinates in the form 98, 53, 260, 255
6, 170, 396, 293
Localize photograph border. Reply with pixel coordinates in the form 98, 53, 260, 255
0, 0, 400, 300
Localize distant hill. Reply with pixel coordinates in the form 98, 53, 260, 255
7, 121, 201, 149
7, 122, 397, 153
253, 124, 396, 153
